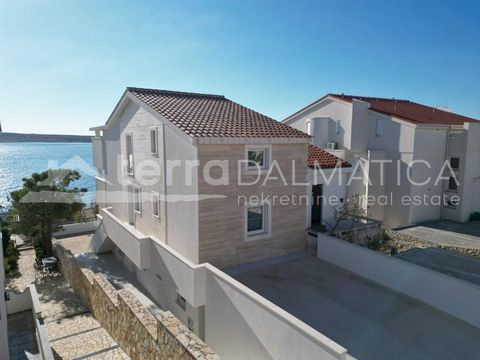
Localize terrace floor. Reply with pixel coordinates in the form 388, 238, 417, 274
7, 248, 129, 359
232, 254, 480, 360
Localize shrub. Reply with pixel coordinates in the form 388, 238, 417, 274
469, 212, 480, 222
1, 221, 11, 256
5, 240, 19, 273
33, 238, 44, 261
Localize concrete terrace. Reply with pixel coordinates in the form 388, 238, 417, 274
232, 254, 480, 360
7, 248, 129, 359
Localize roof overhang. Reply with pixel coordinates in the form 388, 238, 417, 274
282, 94, 344, 124
196, 137, 311, 145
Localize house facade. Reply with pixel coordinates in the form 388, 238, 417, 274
91, 87, 312, 269
283, 94, 480, 227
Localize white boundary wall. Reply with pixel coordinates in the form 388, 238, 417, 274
316, 232, 480, 328
97, 209, 349, 360
53, 221, 98, 238
6, 285, 54, 360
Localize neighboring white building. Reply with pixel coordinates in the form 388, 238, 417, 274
284, 94, 480, 228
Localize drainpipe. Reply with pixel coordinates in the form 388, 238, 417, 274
440, 129, 450, 219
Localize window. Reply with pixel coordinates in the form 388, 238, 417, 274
246, 202, 270, 239
450, 157, 460, 170
176, 293, 186, 311
336, 119, 340, 134
126, 134, 134, 175
152, 192, 160, 219
375, 119, 383, 137
150, 127, 158, 155
133, 187, 142, 214
306, 121, 312, 135
246, 146, 270, 171
448, 177, 458, 191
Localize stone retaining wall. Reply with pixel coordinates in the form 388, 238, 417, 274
54, 243, 218, 360
386, 230, 480, 257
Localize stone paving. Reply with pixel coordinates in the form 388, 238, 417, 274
7, 248, 130, 359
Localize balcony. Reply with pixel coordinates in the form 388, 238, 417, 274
92, 137, 105, 171
100, 208, 151, 270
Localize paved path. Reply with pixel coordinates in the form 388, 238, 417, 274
7, 249, 129, 359
398, 221, 480, 249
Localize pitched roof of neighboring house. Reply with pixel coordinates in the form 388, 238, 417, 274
329, 94, 478, 126
284, 93, 478, 126
127, 87, 311, 138
307, 144, 351, 169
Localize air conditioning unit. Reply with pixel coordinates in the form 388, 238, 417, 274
327, 141, 337, 150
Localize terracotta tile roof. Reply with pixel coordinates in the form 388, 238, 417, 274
329, 94, 478, 126
308, 144, 351, 169
127, 87, 311, 138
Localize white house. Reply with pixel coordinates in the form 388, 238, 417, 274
88, 87, 352, 359
284, 94, 480, 227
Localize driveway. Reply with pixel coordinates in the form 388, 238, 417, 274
397, 247, 480, 286
233, 255, 480, 360
397, 220, 480, 249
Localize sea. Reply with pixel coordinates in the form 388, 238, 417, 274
0, 142, 95, 210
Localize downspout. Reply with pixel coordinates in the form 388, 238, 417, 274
440, 129, 450, 219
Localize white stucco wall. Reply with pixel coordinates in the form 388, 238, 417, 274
408, 127, 448, 224
317, 232, 480, 329
460, 122, 480, 221
307, 169, 350, 229
98, 98, 200, 263
285, 98, 352, 149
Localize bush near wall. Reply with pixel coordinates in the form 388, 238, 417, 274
5, 240, 19, 274
469, 212, 480, 222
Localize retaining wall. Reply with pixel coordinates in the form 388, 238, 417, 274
316, 232, 480, 328
55, 243, 218, 360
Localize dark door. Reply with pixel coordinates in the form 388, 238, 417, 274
311, 184, 323, 226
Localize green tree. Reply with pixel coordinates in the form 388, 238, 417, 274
9, 169, 86, 256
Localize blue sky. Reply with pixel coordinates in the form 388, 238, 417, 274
1, 0, 479, 135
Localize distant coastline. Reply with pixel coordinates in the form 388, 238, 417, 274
0, 132, 91, 143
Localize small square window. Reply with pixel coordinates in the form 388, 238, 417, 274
450, 157, 460, 170
246, 146, 270, 172
133, 187, 142, 213
152, 192, 160, 219
150, 128, 158, 155
448, 177, 458, 191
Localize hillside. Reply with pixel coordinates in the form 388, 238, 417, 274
0, 132, 91, 143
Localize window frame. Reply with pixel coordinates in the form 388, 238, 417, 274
450, 157, 460, 171
150, 127, 159, 156
448, 177, 458, 192
375, 119, 383, 137
245, 201, 271, 241
306, 120, 312, 135
133, 186, 142, 214
126, 133, 134, 175
245, 145, 271, 173
152, 191, 160, 220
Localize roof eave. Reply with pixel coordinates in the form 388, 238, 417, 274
283, 94, 339, 124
